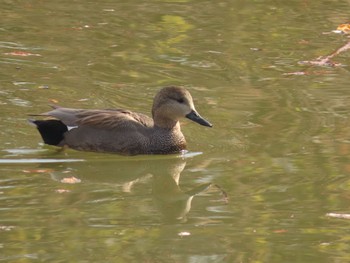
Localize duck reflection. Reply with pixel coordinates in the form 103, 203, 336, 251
39, 153, 215, 222
152, 159, 211, 222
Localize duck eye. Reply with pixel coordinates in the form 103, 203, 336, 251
176, 98, 184, 103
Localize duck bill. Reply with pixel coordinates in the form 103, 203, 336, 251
186, 110, 212, 127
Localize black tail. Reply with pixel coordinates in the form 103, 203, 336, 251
29, 119, 68, 146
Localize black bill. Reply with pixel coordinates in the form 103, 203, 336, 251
186, 110, 212, 127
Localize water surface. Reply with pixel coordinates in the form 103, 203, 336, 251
1, 0, 350, 262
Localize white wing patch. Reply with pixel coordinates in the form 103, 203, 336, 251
67, 126, 78, 131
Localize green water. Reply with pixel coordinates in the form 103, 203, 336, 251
1, 0, 350, 262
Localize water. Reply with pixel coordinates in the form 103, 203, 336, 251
1, 0, 350, 262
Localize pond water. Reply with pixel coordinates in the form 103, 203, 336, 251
1, 0, 350, 262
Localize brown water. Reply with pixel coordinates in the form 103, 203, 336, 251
1, 0, 350, 262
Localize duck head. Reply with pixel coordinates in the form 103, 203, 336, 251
152, 86, 212, 129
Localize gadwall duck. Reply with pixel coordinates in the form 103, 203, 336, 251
30, 86, 212, 155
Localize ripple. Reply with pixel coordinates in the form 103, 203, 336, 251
0, 159, 84, 164
7, 98, 31, 107
181, 151, 203, 158
181, 60, 220, 69
3, 149, 47, 155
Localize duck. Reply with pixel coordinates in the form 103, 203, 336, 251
30, 86, 212, 155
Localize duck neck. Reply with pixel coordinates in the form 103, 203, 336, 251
153, 112, 180, 130
154, 117, 180, 130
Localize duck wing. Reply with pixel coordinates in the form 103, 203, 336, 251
76, 109, 153, 129
41, 107, 154, 130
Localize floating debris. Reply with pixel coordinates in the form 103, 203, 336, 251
38, 85, 49, 89
273, 229, 288, 234
23, 169, 53, 173
0, 225, 15, 231
283, 71, 307, 76
178, 232, 191, 237
60, 176, 81, 184
49, 98, 59, 104
4, 51, 41, 57
332, 23, 350, 34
